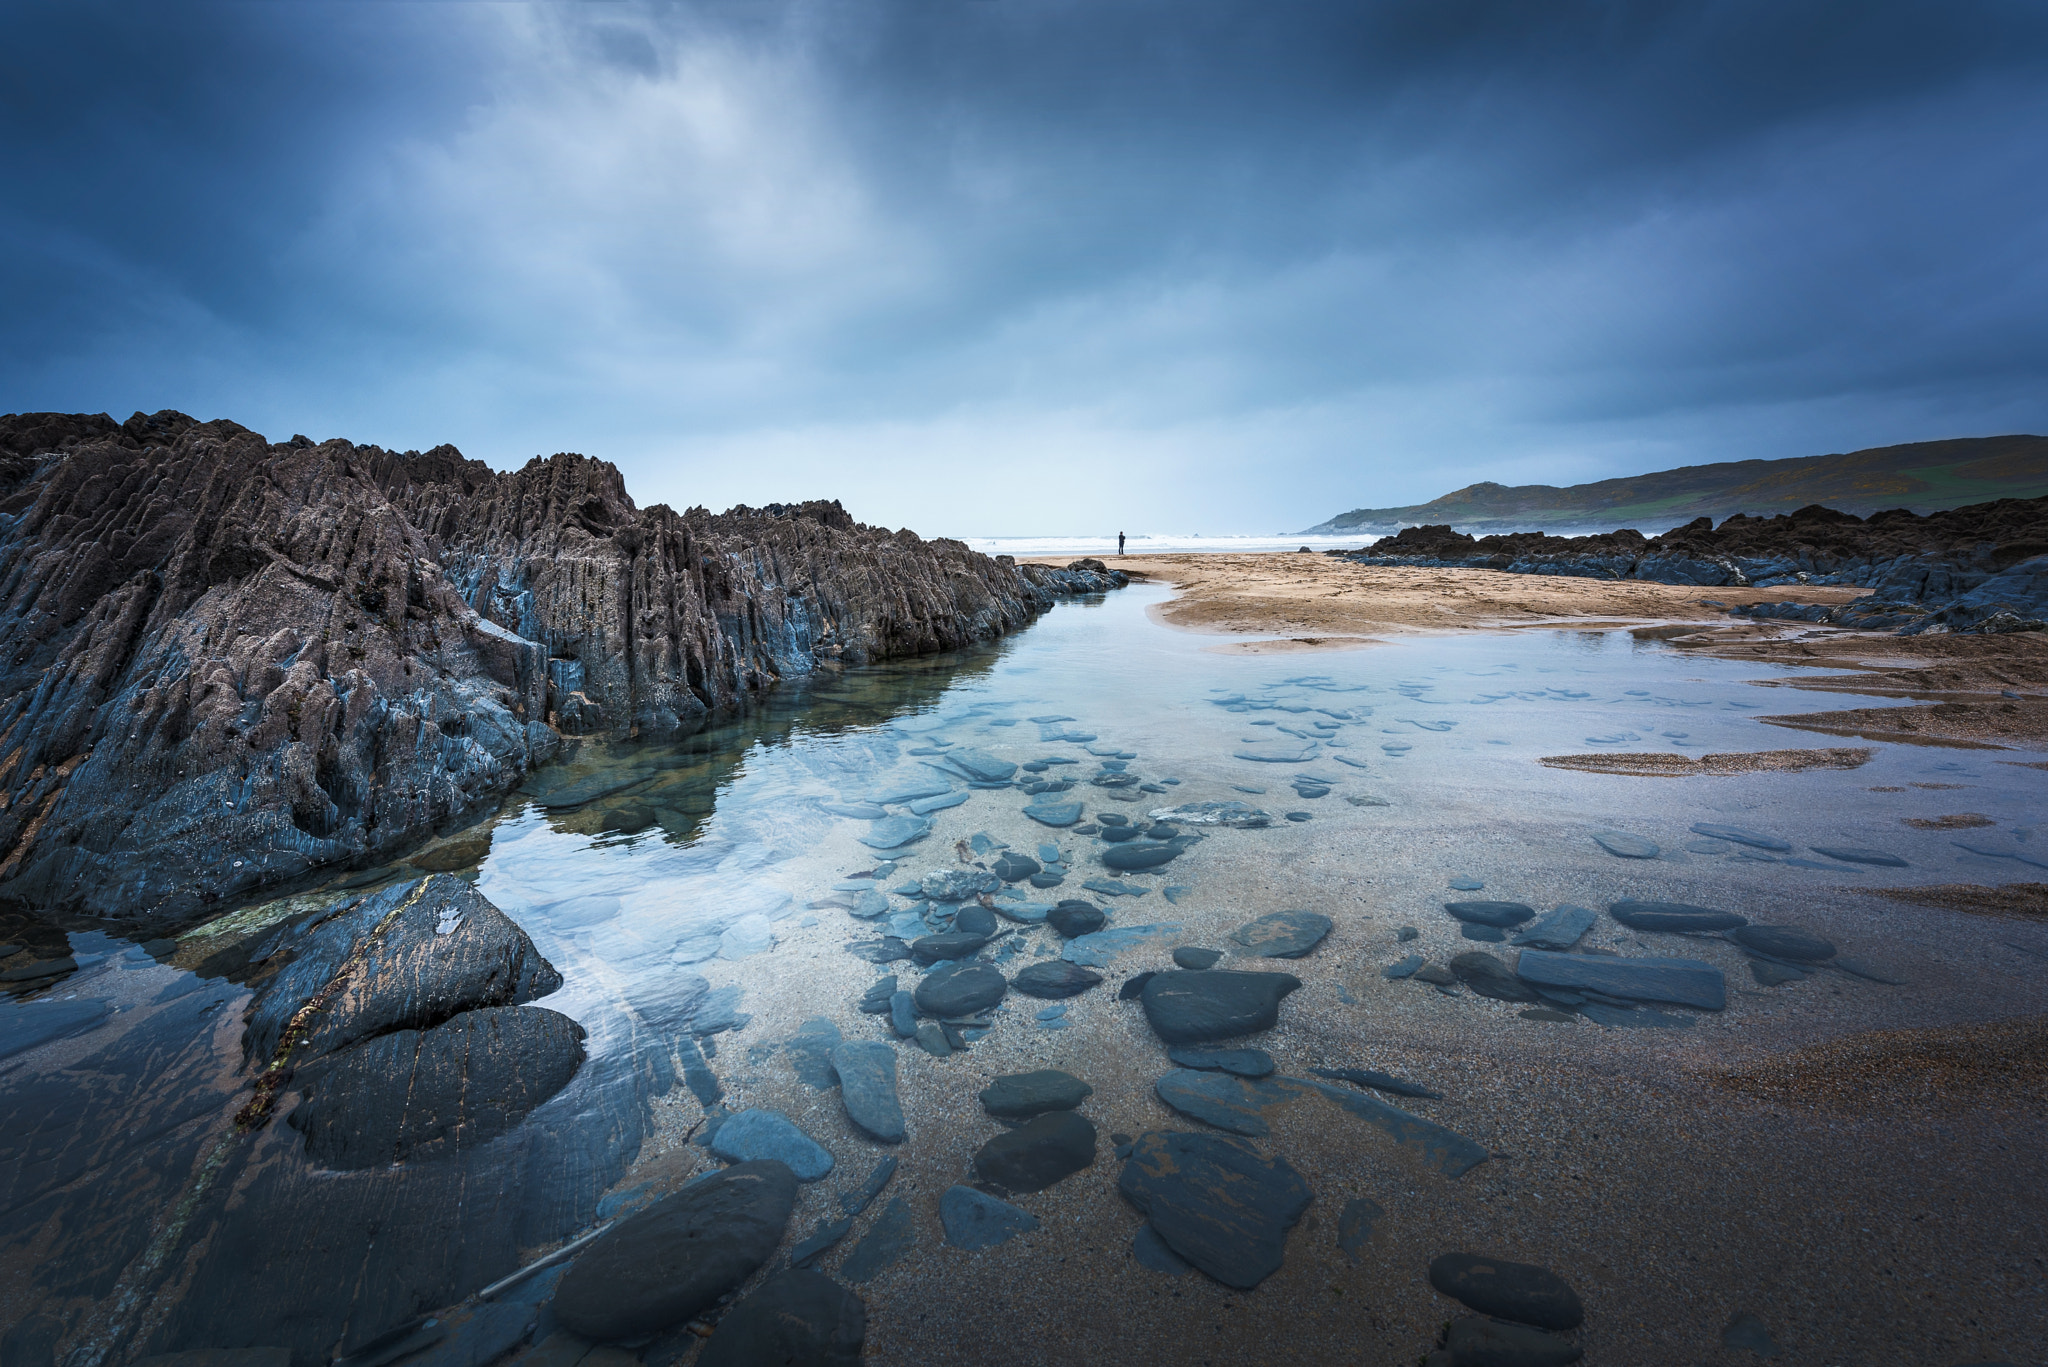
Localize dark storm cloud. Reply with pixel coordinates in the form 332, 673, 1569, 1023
2, 1, 2044, 533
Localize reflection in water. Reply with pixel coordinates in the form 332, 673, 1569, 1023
3, 584, 2043, 1366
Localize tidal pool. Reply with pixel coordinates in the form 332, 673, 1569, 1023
4, 583, 2044, 1367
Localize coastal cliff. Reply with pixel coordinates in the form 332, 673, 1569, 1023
0, 410, 1122, 922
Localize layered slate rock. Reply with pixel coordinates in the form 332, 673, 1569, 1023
1591, 831, 1659, 859
1062, 923, 1185, 968
1731, 925, 1837, 961
1228, 910, 1333, 959
829, 1042, 905, 1144
920, 869, 1000, 902
554, 1161, 799, 1340
1511, 905, 1597, 951
1118, 1131, 1313, 1289
1691, 823, 1790, 851
1609, 900, 1746, 932
1140, 970, 1302, 1043
1443, 901, 1537, 929
1022, 799, 1084, 827
979, 1069, 1094, 1118
695, 1271, 864, 1367
859, 816, 933, 851
1811, 845, 1909, 867
710, 1110, 836, 1181
1297, 1080, 1490, 1178
1147, 801, 1271, 828
1168, 1046, 1275, 1078
1011, 961, 1104, 999
1515, 950, 1726, 1010
972, 1111, 1097, 1193
288, 1005, 585, 1169
939, 1186, 1040, 1251
1154, 1069, 1297, 1136
913, 962, 1007, 1017
1428, 1252, 1586, 1331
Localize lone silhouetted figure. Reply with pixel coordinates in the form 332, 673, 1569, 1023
1118, 531, 1126, 556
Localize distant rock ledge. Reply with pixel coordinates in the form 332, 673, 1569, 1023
0, 409, 1126, 921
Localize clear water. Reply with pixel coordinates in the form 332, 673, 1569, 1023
5, 583, 2043, 1364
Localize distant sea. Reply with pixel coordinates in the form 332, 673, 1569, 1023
961, 532, 1382, 558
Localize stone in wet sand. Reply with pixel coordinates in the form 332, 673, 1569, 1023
1811, 845, 1910, 867
939, 1186, 1039, 1251
913, 962, 1007, 1017
1337, 1197, 1384, 1260
829, 1042, 905, 1144
1690, 823, 1790, 851
1046, 901, 1107, 938
1168, 1046, 1276, 1077
910, 932, 990, 963
1444, 900, 1536, 928
992, 852, 1042, 882
1449, 951, 1539, 1002
1155, 1069, 1295, 1135
1132, 1224, 1191, 1275
1515, 949, 1725, 1010
1228, 909, 1333, 958
711, 1110, 835, 1181
1310, 1066, 1442, 1100
1173, 946, 1223, 970
1440, 1316, 1583, 1366
1511, 905, 1597, 951
973, 1110, 1097, 1193
1608, 900, 1747, 932
1731, 925, 1837, 961
1427, 1252, 1585, 1331
1140, 969, 1302, 1042
1118, 1131, 1313, 1290
979, 1068, 1094, 1118
1592, 831, 1659, 859
1011, 961, 1104, 998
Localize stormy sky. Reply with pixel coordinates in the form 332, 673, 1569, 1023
3, 2, 2045, 536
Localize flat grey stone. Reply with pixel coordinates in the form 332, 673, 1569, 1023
945, 749, 1019, 783
1233, 742, 1320, 763
1690, 823, 1789, 851
1102, 841, 1184, 871
1022, 800, 1084, 827
1450, 951, 1539, 1002
1228, 910, 1333, 959
939, 1185, 1039, 1251
913, 962, 1007, 1017
1154, 1069, 1296, 1135
1511, 905, 1597, 951
553, 1161, 798, 1340
1167, 1046, 1275, 1077
1515, 949, 1725, 1010
785, 1018, 843, 1089
711, 1110, 836, 1181
1444, 900, 1536, 928
870, 780, 955, 805
858, 815, 933, 850
980, 1069, 1094, 1118
1062, 922, 1184, 967
1117, 1131, 1313, 1289
1140, 970, 1301, 1043
1383, 954, 1424, 979
1811, 845, 1910, 867
829, 1042, 905, 1144
1310, 1066, 1441, 1100
1592, 830, 1659, 859
1132, 1223, 1192, 1275
1608, 899, 1746, 932
1011, 961, 1103, 998
1297, 1080, 1490, 1178
696, 1270, 864, 1367
972, 1110, 1097, 1193
1428, 1252, 1584, 1330
836, 1196, 915, 1282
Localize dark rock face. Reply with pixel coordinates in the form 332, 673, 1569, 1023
695, 1270, 865, 1367
0, 410, 1122, 921
1427, 1252, 1586, 1331
553, 1161, 799, 1341
1140, 970, 1302, 1043
971, 1110, 1097, 1192
1118, 1131, 1313, 1290
288, 1005, 584, 1169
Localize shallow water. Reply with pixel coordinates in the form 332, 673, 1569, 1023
4, 583, 2045, 1366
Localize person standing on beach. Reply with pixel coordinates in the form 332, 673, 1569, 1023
1118, 531, 1125, 556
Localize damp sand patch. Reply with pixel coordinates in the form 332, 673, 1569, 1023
1856, 882, 2048, 920
1757, 700, 2048, 750
1536, 747, 1872, 777
1710, 1016, 2048, 1113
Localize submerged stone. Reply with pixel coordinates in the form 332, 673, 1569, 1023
1011, 961, 1104, 998
980, 1069, 1094, 1118
1444, 900, 1536, 928
1511, 905, 1597, 951
1139, 970, 1302, 1043
1173, 946, 1223, 970
1147, 801, 1272, 828
1046, 901, 1106, 937
1608, 899, 1747, 932
1023, 800, 1084, 827
829, 1042, 905, 1144
1168, 1045, 1276, 1077
1228, 909, 1333, 959
1516, 949, 1725, 1010
1102, 842, 1185, 871
1690, 823, 1790, 851
973, 1110, 1097, 1193
1592, 830, 1660, 859
1811, 845, 1910, 867
1449, 952, 1539, 1002
710, 1110, 835, 1181
1428, 1252, 1585, 1331
858, 816, 933, 851
695, 1271, 864, 1367
913, 962, 1007, 1017
1731, 925, 1837, 961
1062, 923, 1184, 967
1118, 1131, 1312, 1290
939, 1186, 1039, 1251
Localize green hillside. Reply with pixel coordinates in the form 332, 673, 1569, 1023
1302, 435, 2048, 536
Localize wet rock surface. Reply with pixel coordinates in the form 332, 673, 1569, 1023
913, 962, 1008, 1017
1011, 961, 1104, 998
1516, 950, 1726, 1010
1227, 909, 1333, 958
972, 1110, 1098, 1192
1609, 899, 1747, 932
1139, 970, 1303, 1043
553, 1161, 799, 1341
1118, 1131, 1314, 1289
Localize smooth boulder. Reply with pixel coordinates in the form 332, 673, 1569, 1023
553, 1161, 799, 1340
1428, 1252, 1585, 1331
913, 963, 1007, 1018
1046, 901, 1107, 938
1011, 961, 1104, 999
1139, 970, 1302, 1043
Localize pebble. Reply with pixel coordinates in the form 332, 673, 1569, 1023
695, 1271, 865, 1367
840, 1155, 898, 1215
710, 1111, 835, 1181
1012, 961, 1104, 998
1515, 949, 1726, 1010
979, 1069, 1094, 1118
1413, 963, 1456, 986
1140, 970, 1303, 1043
914, 1022, 952, 1057
1035, 1004, 1067, 1020
551, 1161, 798, 1340
1397, 926, 1420, 942
1460, 924, 1507, 943
1117, 1131, 1313, 1290
785, 1216, 856, 1270
913, 963, 1007, 1017
1592, 830, 1660, 859
828, 1042, 905, 1144
954, 904, 998, 936
972, 1111, 1098, 1193
1102, 842, 1185, 871
1045, 901, 1107, 938
1284, 812, 1313, 822
1448, 952, 1539, 1002
939, 1186, 1039, 1251
1167, 1045, 1276, 1078
1444, 900, 1536, 928
1608, 899, 1747, 932
1383, 954, 1424, 979
1427, 1252, 1585, 1331
1228, 910, 1333, 958
992, 852, 1042, 882
1449, 877, 1484, 891
1172, 946, 1223, 970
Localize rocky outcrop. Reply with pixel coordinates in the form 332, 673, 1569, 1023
0, 410, 1123, 922
1336, 497, 2048, 633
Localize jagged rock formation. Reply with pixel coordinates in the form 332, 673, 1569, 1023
1337, 498, 2048, 632
0, 410, 1124, 923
